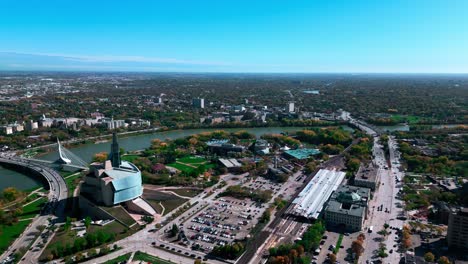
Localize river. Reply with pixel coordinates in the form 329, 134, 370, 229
2, 126, 352, 190
41, 126, 355, 163
0, 166, 44, 191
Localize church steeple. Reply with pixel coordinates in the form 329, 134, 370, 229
108, 132, 121, 167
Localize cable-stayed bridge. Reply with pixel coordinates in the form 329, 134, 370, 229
26, 139, 88, 170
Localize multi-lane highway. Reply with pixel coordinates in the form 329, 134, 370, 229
353, 130, 405, 263
0, 155, 68, 263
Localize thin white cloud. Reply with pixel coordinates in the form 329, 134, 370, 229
2, 51, 233, 66
0, 51, 308, 70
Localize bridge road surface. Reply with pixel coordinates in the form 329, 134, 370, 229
0, 156, 68, 263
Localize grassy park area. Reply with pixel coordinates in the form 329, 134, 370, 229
170, 188, 200, 198
133, 251, 175, 264
121, 154, 140, 163
167, 156, 214, 174
104, 252, 132, 264
102, 206, 137, 226
64, 173, 82, 196
20, 197, 47, 219
390, 114, 421, 124
0, 220, 32, 253
143, 190, 188, 216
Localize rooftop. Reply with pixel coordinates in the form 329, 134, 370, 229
284, 148, 320, 160
355, 162, 377, 182
326, 185, 370, 217
207, 139, 229, 146
290, 169, 346, 219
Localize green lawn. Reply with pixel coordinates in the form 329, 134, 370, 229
160, 198, 188, 216
42, 221, 134, 261
88, 221, 132, 236
333, 234, 344, 254
0, 220, 32, 253
121, 154, 140, 163
64, 174, 82, 196
177, 156, 207, 164
144, 190, 187, 215
171, 188, 200, 198
133, 251, 175, 264
102, 206, 136, 226
59, 171, 77, 178
20, 197, 47, 219
147, 201, 164, 214
103, 252, 132, 264
167, 162, 195, 173
391, 114, 421, 124
167, 156, 214, 173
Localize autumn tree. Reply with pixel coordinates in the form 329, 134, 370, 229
402, 224, 412, 249
424, 252, 435, 262
92, 152, 108, 162
2, 187, 20, 202
357, 233, 366, 241
438, 256, 450, 264
351, 240, 364, 257
329, 253, 337, 263
289, 248, 298, 259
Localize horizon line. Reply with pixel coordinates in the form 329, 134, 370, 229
1, 69, 468, 75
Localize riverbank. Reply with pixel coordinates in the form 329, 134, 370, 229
36, 126, 354, 163
20, 120, 350, 154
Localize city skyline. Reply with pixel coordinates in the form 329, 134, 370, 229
1, 0, 468, 73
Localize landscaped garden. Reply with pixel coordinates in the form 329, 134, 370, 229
167, 156, 215, 175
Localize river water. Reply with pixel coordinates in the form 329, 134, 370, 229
0, 166, 44, 191
40, 127, 314, 163
4, 126, 349, 190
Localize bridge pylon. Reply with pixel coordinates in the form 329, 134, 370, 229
56, 138, 72, 164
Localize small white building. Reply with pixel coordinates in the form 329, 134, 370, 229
287, 102, 295, 113
193, 98, 205, 109
0, 125, 13, 135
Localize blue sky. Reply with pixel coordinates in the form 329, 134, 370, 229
1, 0, 467, 73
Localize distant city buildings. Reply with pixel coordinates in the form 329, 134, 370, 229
99, 117, 127, 130
447, 207, 468, 249
0, 113, 151, 135
39, 114, 54, 128
90, 112, 105, 119
0, 122, 24, 135
287, 102, 295, 113
126, 118, 151, 127
0, 125, 13, 135
193, 98, 205, 109
25, 120, 38, 131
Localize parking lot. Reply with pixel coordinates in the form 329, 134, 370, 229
182, 196, 267, 253
244, 171, 304, 201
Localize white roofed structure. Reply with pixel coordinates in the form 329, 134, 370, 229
289, 169, 346, 219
